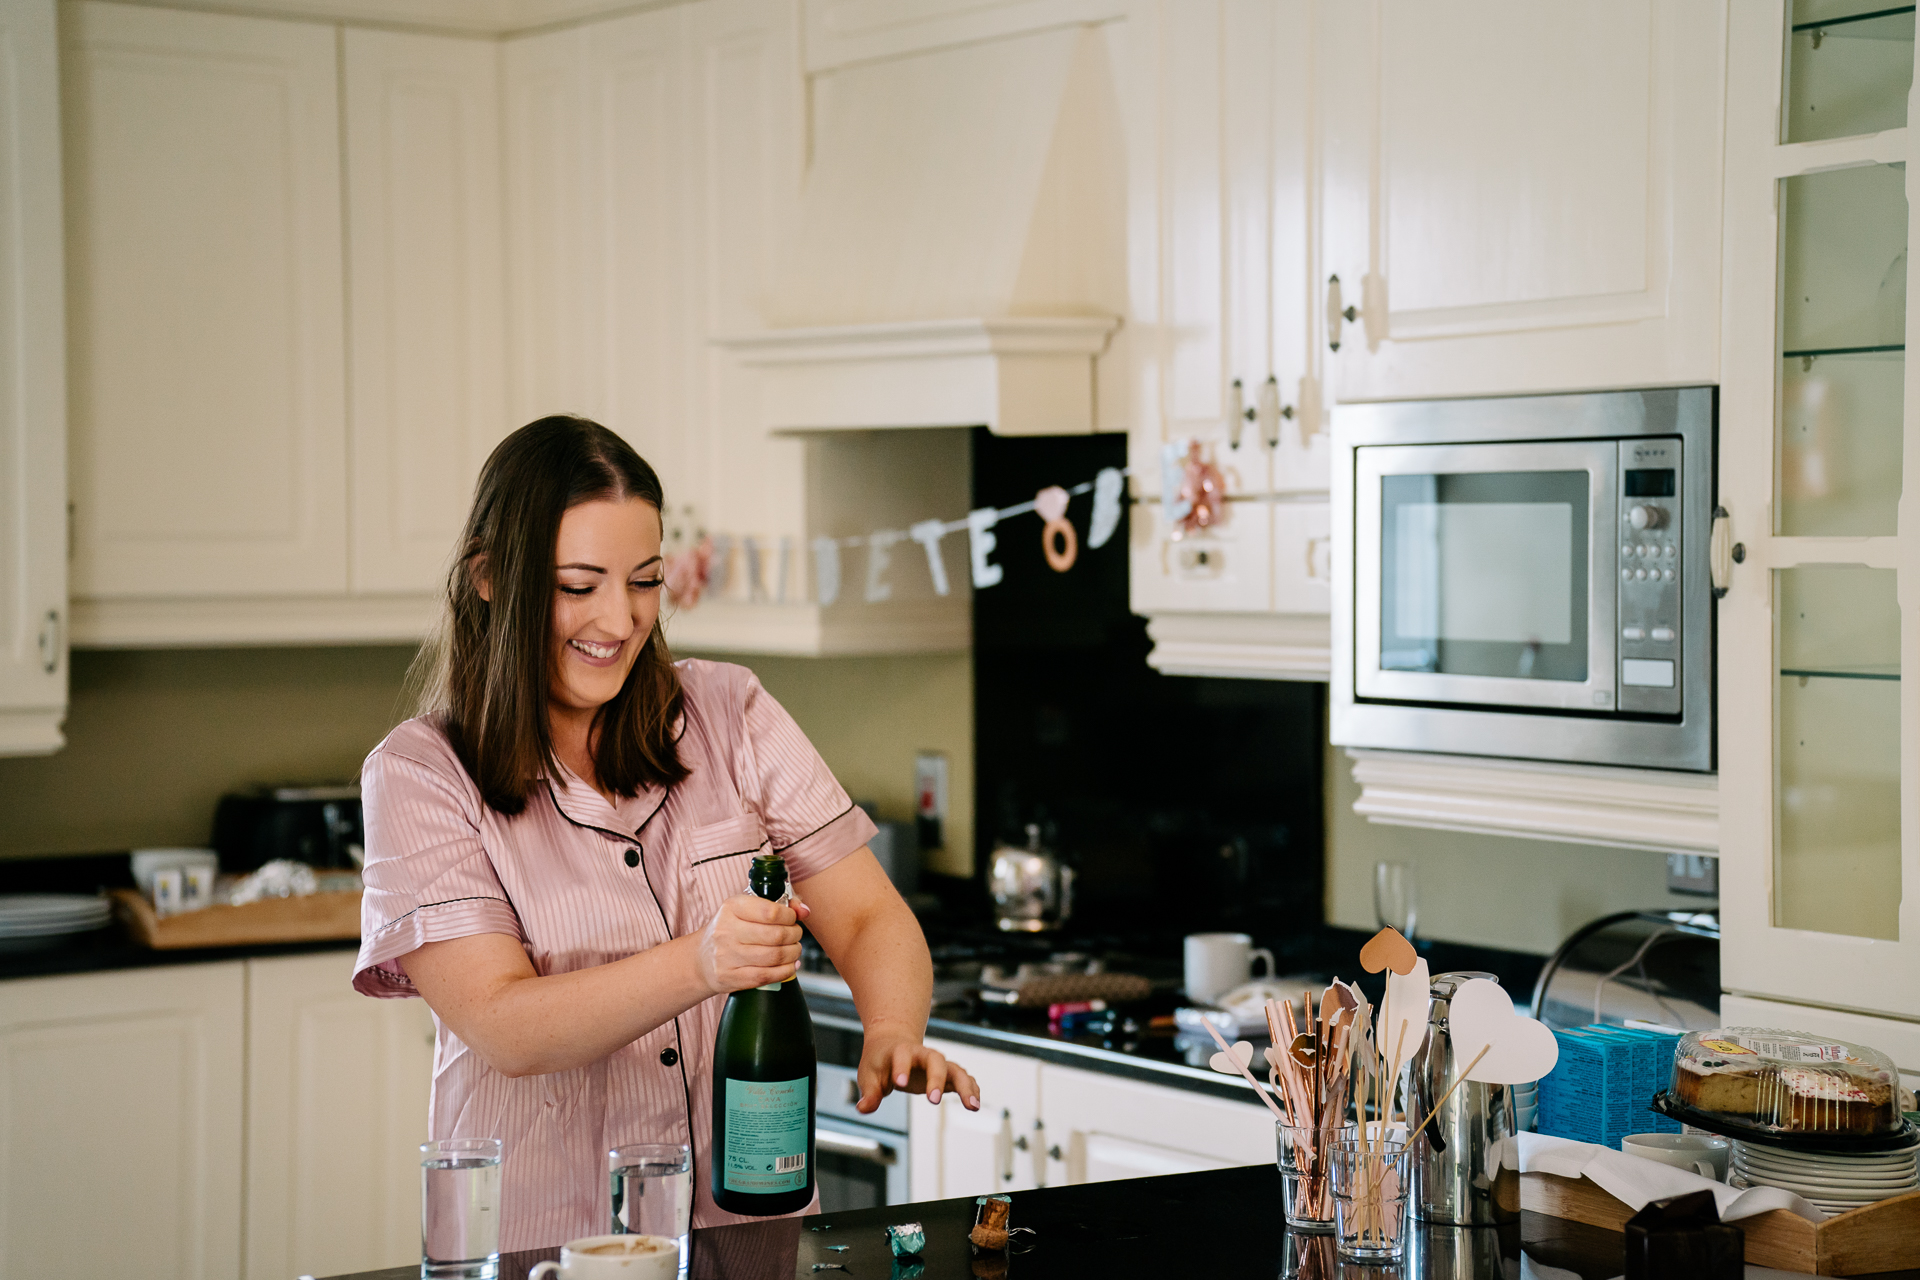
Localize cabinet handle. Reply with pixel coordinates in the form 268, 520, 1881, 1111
1327, 274, 1360, 351
1306, 536, 1332, 583
1257, 376, 1290, 449
1709, 506, 1733, 598
1030, 1119, 1048, 1188
1228, 379, 1248, 448
996, 1108, 1015, 1183
38, 609, 60, 674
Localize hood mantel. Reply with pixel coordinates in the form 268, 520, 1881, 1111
715, 315, 1120, 436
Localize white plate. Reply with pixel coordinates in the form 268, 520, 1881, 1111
1736, 1157, 1916, 1187
1737, 1150, 1916, 1178
1736, 1172, 1914, 1202
1732, 1139, 1918, 1170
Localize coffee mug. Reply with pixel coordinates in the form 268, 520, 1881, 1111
1184, 932, 1276, 1005
529, 1235, 679, 1279
1622, 1132, 1730, 1182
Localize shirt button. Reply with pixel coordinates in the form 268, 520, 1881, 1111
660, 1046, 679, 1067
624, 847, 641, 868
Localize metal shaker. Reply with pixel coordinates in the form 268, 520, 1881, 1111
1406, 970, 1521, 1226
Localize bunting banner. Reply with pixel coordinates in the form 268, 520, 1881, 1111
666, 466, 1130, 608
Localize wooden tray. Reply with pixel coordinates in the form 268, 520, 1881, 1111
1522, 1170, 1920, 1276
110, 887, 361, 949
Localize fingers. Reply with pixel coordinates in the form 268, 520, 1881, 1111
947, 1063, 982, 1110
730, 894, 799, 927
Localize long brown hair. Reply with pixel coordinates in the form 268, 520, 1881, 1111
413, 415, 689, 815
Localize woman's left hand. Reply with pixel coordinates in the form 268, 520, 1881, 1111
856, 1032, 981, 1115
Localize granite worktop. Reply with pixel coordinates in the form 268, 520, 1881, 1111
315, 1163, 1920, 1280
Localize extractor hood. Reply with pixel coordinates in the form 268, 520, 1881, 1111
717, 23, 1125, 436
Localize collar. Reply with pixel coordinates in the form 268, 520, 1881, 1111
543, 761, 669, 838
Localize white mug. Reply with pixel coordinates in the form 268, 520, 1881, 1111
1622, 1132, 1730, 1182
1183, 932, 1275, 1005
529, 1235, 679, 1280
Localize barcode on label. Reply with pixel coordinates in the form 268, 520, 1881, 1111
775, 1154, 807, 1173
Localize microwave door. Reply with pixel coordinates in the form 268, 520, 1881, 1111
1355, 441, 1619, 713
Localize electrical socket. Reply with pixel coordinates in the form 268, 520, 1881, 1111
1666, 853, 1718, 897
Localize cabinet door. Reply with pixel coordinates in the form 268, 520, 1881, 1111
1036, 1063, 1272, 1187
244, 951, 437, 1280
0, 963, 245, 1280
64, 3, 347, 597
914, 1038, 1042, 1199
1718, 0, 1920, 1019
1317, 0, 1724, 401
1271, 500, 1332, 616
345, 29, 507, 594
1130, 496, 1274, 614
0, 0, 65, 755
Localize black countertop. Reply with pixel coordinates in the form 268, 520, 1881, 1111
316, 1163, 1920, 1280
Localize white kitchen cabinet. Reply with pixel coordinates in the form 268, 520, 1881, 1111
1129, 0, 1331, 675
244, 952, 437, 1280
64, 3, 348, 601
1717, 1, 1920, 1022
1315, 0, 1725, 402
0, 0, 67, 756
912, 1038, 1044, 1200
0, 962, 246, 1280
1037, 1062, 1271, 1187
344, 28, 507, 595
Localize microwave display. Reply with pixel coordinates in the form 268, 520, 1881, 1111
1625, 468, 1677, 497
1379, 470, 1590, 682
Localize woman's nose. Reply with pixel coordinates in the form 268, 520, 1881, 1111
594, 584, 636, 638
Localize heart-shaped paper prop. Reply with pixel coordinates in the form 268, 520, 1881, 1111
1375, 958, 1432, 1067
1359, 926, 1419, 975
1209, 1039, 1256, 1076
1446, 977, 1560, 1085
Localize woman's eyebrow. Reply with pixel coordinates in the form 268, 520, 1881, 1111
634, 555, 664, 572
557, 562, 606, 573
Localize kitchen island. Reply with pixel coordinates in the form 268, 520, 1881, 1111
312, 1164, 1920, 1280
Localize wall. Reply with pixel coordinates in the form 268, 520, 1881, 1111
1322, 741, 1709, 955
0, 644, 973, 874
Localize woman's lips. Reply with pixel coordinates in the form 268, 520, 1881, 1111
567, 637, 624, 668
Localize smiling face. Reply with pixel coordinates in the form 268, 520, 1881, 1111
548, 496, 666, 721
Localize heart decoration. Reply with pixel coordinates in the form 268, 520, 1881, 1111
1375, 957, 1432, 1067
1033, 486, 1071, 523
1208, 1039, 1256, 1076
1445, 977, 1560, 1085
1358, 926, 1419, 976
1332, 978, 1373, 1062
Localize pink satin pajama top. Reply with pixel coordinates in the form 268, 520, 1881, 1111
352, 659, 876, 1252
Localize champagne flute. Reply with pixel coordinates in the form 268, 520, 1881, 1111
1373, 862, 1417, 940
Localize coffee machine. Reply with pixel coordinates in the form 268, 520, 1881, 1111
988, 824, 1074, 933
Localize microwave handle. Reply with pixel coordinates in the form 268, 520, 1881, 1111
1710, 506, 1736, 599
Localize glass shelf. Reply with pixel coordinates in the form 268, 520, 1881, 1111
1775, 566, 1901, 941
1778, 165, 1906, 536
1785, 3, 1915, 143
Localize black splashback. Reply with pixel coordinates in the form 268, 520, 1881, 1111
970, 429, 1324, 944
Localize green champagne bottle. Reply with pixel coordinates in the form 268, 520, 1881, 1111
710, 852, 817, 1215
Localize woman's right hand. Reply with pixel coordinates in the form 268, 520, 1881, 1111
697, 892, 804, 995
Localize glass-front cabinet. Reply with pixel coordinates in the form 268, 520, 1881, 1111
1720, 1, 1920, 1024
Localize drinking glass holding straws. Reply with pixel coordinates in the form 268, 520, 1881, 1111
1275, 1122, 1351, 1232
1329, 1137, 1411, 1262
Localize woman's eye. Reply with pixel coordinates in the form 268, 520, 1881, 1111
632, 577, 665, 591
558, 585, 594, 596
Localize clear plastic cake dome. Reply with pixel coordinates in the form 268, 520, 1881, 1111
1660, 1027, 1908, 1143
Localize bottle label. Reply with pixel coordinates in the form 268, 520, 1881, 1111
722, 1077, 810, 1194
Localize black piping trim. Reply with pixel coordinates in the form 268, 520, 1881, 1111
368, 894, 513, 936
543, 778, 671, 846
770, 801, 860, 854
636, 833, 699, 1199
688, 848, 763, 867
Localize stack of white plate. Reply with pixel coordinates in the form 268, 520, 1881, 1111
1730, 1136, 1920, 1217
1513, 1080, 1540, 1133
0, 894, 113, 952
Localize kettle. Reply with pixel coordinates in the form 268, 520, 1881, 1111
1406, 970, 1522, 1226
988, 824, 1074, 933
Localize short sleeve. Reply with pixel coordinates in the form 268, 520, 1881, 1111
733, 674, 878, 883
353, 724, 526, 997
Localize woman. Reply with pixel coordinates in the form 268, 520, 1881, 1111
353, 416, 979, 1250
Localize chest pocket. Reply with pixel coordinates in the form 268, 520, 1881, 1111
680, 813, 770, 935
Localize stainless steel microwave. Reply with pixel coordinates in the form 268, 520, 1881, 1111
1330, 387, 1714, 772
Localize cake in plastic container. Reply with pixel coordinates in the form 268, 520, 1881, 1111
1667, 1027, 1902, 1136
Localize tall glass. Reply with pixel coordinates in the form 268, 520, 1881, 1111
1374, 861, 1417, 940
420, 1137, 503, 1280
1329, 1138, 1411, 1262
610, 1142, 692, 1274
1275, 1122, 1350, 1232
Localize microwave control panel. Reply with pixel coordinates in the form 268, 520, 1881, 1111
1617, 438, 1683, 715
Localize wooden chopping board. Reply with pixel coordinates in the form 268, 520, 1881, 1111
110, 887, 361, 949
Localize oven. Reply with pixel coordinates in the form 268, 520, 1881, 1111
1331, 387, 1716, 771
811, 1012, 911, 1211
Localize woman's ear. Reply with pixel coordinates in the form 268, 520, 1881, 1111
469, 553, 492, 603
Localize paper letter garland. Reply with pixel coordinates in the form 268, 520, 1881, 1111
865, 530, 901, 603
1089, 467, 1124, 549
966, 508, 1004, 588
908, 519, 951, 596
811, 537, 842, 607
1033, 486, 1077, 572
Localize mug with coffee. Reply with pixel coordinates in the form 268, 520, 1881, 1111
528, 1235, 679, 1280
1621, 1132, 1730, 1182
1183, 932, 1276, 1005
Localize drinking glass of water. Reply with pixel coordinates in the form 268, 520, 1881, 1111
1373, 861, 1417, 940
610, 1142, 692, 1273
420, 1137, 502, 1280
